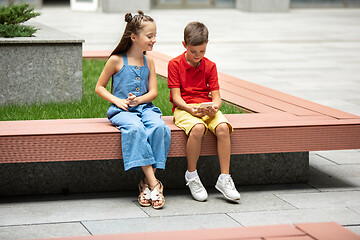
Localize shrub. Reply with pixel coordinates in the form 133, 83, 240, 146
0, 2, 40, 38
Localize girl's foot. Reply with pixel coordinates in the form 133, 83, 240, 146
149, 180, 165, 209
138, 179, 151, 207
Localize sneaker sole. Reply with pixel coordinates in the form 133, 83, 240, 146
215, 184, 240, 202
189, 189, 208, 202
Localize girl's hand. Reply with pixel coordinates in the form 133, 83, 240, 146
114, 98, 129, 111
127, 93, 139, 107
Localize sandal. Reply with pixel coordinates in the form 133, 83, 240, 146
138, 179, 151, 207
149, 180, 165, 209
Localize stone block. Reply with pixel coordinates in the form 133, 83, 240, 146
0, 23, 84, 106
0, 152, 309, 196
101, 0, 150, 13
236, 0, 290, 12
0, 0, 42, 8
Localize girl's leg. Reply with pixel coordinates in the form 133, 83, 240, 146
141, 165, 158, 187
141, 165, 164, 208
141, 108, 171, 170
215, 123, 231, 174
109, 111, 156, 171
187, 124, 206, 172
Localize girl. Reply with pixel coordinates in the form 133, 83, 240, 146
95, 10, 170, 209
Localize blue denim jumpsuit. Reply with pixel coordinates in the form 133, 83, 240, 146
107, 53, 171, 171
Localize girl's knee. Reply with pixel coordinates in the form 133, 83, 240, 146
127, 122, 145, 134
189, 124, 206, 138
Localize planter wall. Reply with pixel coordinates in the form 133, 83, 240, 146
0, 23, 84, 106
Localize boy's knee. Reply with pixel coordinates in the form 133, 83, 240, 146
215, 123, 230, 137
189, 124, 206, 138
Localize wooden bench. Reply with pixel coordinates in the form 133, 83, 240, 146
1, 51, 359, 164
28, 222, 360, 240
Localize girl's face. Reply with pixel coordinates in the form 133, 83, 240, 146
132, 21, 157, 51
182, 42, 207, 67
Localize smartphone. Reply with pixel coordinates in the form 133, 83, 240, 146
199, 102, 213, 109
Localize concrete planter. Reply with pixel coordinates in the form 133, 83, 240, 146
0, 23, 84, 106
236, 0, 290, 12
101, 0, 150, 13
0, 0, 42, 8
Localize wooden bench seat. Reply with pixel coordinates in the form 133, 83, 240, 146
0, 113, 359, 164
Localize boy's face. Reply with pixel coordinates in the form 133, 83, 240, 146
183, 42, 207, 67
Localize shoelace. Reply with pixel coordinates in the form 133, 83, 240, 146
186, 177, 204, 192
224, 177, 236, 190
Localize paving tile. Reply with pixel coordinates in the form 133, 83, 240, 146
348, 205, 360, 214
275, 191, 360, 209
0, 194, 147, 226
308, 174, 360, 192
138, 188, 295, 217
309, 153, 337, 166
0, 222, 90, 240
308, 165, 360, 191
311, 165, 360, 178
83, 213, 241, 235
314, 150, 360, 165
346, 226, 360, 236
228, 207, 360, 226
238, 184, 318, 194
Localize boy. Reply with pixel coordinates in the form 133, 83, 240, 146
167, 22, 241, 202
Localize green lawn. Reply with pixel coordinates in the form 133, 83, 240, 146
0, 59, 245, 121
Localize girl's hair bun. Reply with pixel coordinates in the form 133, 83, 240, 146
125, 13, 132, 23
137, 10, 144, 16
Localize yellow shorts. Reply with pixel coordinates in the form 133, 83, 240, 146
173, 105, 234, 136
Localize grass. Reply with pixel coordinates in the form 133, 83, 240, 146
0, 59, 245, 121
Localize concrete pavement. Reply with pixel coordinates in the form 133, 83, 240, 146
0, 5, 359, 239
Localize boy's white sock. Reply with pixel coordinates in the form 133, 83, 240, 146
219, 174, 230, 181
185, 170, 199, 180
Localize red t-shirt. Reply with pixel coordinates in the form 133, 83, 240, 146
167, 52, 220, 112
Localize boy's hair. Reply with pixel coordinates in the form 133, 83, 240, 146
111, 10, 154, 56
184, 22, 208, 46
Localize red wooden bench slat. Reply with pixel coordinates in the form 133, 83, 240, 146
218, 72, 358, 119
220, 81, 322, 116
28, 225, 306, 240
221, 89, 284, 113
295, 222, 360, 240
28, 223, 360, 240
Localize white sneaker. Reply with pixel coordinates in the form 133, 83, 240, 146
215, 175, 241, 201
185, 175, 208, 202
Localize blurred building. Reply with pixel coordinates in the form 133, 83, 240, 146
1, 0, 359, 12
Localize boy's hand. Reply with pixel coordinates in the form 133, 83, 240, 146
127, 93, 139, 107
114, 97, 129, 111
203, 105, 219, 118
189, 105, 206, 118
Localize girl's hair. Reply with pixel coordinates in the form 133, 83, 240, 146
184, 21, 208, 46
110, 10, 154, 56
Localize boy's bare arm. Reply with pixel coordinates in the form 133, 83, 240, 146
170, 88, 205, 118
210, 90, 222, 110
